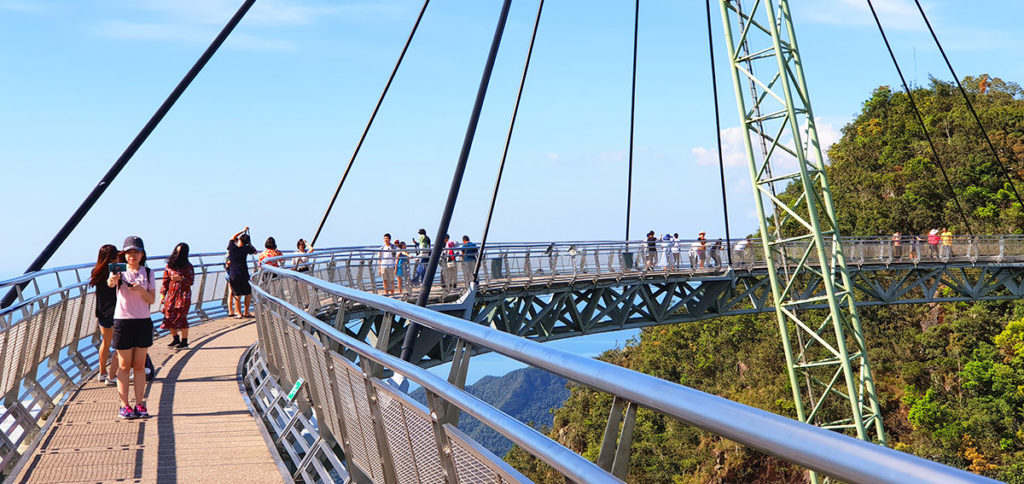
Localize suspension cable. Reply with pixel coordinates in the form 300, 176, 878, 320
310, 0, 431, 247
705, 0, 732, 265
472, 0, 545, 283
866, 0, 974, 236
624, 0, 639, 241
401, 0, 514, 363
1, 0, 256, 310
912, 0, 1024, 213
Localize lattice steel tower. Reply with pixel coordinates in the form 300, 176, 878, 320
717, 0, 886, 452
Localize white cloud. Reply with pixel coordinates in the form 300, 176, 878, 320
546, 152, 559, 161
691, 118, 841, 171
691, 126, 748, 167
799, 0, 924, 32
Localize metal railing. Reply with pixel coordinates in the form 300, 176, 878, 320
249, 265, 996, 483
0, 251, 252, 478
269, 235, 1017, 299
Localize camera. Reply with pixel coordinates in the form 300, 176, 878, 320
108, 262, 127, 273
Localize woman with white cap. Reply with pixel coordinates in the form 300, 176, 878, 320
107, 235, 155, 419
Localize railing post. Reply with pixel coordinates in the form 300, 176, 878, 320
357, 359, 399, 484
597, 396, 637, 480
425, 391, 461, 484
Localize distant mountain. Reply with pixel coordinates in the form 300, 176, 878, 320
410, 367, 569, 456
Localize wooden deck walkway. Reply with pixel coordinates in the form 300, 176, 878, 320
14, 317, 286, 483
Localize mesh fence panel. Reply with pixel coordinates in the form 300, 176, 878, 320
331, 355, 374, 480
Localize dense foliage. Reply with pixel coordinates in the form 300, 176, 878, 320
505, 76, 1024, 482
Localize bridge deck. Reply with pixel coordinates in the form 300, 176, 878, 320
14, 318, 285, 483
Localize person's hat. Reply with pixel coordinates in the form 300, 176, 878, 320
699, 231, 706, 235
929, 229, 938, 235
418, 228, 426, 235
122, 235, 145, 252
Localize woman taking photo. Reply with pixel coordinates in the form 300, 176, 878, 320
227, 227, 257, 318
108, 236, 155, 419
161, 243, 194, 349
89, 244, 119, 386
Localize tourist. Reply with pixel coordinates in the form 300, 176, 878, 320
927, 229, 940, 258
108, 236, 155, 419
412, 229, 430, 285
294, 238, 313, 273
671, 233, 682, 269
697, 231, 708, 268
645, 231, 658, 270
734, 235, 751, 268
396, 241, 409, 293
689, 238, 700, 269
378, 233, 396, 294
711, 238, 723, 268
89, 244, 119, 386
941, 227, 953, 259
443, 235, 458, 288
909, 233, 920, 259
227, 228, 257, 318
258, 237, 283, 267
161, 243, 194, 349
461, 235, 478, 281
892, 231, 902, 260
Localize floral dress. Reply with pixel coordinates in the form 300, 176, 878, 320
161, 264, 194, 330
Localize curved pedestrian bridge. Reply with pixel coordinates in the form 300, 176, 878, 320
1, 237, 1012, 483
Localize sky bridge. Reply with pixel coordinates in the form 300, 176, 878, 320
0, 238, 1013, 483
2, 0, 1022, 482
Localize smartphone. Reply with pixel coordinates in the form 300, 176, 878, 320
108, 262, 127, 273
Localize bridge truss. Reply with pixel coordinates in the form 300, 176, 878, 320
718, 0, 886, 455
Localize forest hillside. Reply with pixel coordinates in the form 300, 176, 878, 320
505, 76, 1024, 483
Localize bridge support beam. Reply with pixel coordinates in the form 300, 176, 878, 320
718, 0, 885, 468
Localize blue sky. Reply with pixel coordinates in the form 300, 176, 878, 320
3, 0, 1024, 279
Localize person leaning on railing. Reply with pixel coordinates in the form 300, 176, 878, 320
294, 238, 313, 273
941, 227, 953, 258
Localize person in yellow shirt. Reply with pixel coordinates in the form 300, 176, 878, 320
940, 227, 953, 259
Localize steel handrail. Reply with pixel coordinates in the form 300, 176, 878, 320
253, 285, 619, 484
259, 264, 995, 483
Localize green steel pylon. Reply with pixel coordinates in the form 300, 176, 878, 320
717, 0, 886, 464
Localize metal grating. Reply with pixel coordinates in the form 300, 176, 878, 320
2, 322, 28, 392
76, 295, 96, 341
331, 355, 373, 480
375, 385, 419, 484
404, 401, 445, 484
286, 322, 308, 387
345, 364, 386, 481
40, 303, 60, 359
0, 331, 8, 396
448, 429, 501, 484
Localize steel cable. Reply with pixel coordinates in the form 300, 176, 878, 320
865, 0, 975, 236
310, 0, 431, 247
472, 0, 546, 283
625, 0, 639, 241
705, 0, 733, 265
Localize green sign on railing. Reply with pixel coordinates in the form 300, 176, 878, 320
287, 378, 304, 401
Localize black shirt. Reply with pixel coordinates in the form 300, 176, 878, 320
95, 281, 116, 320
227, 240, 257, 278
